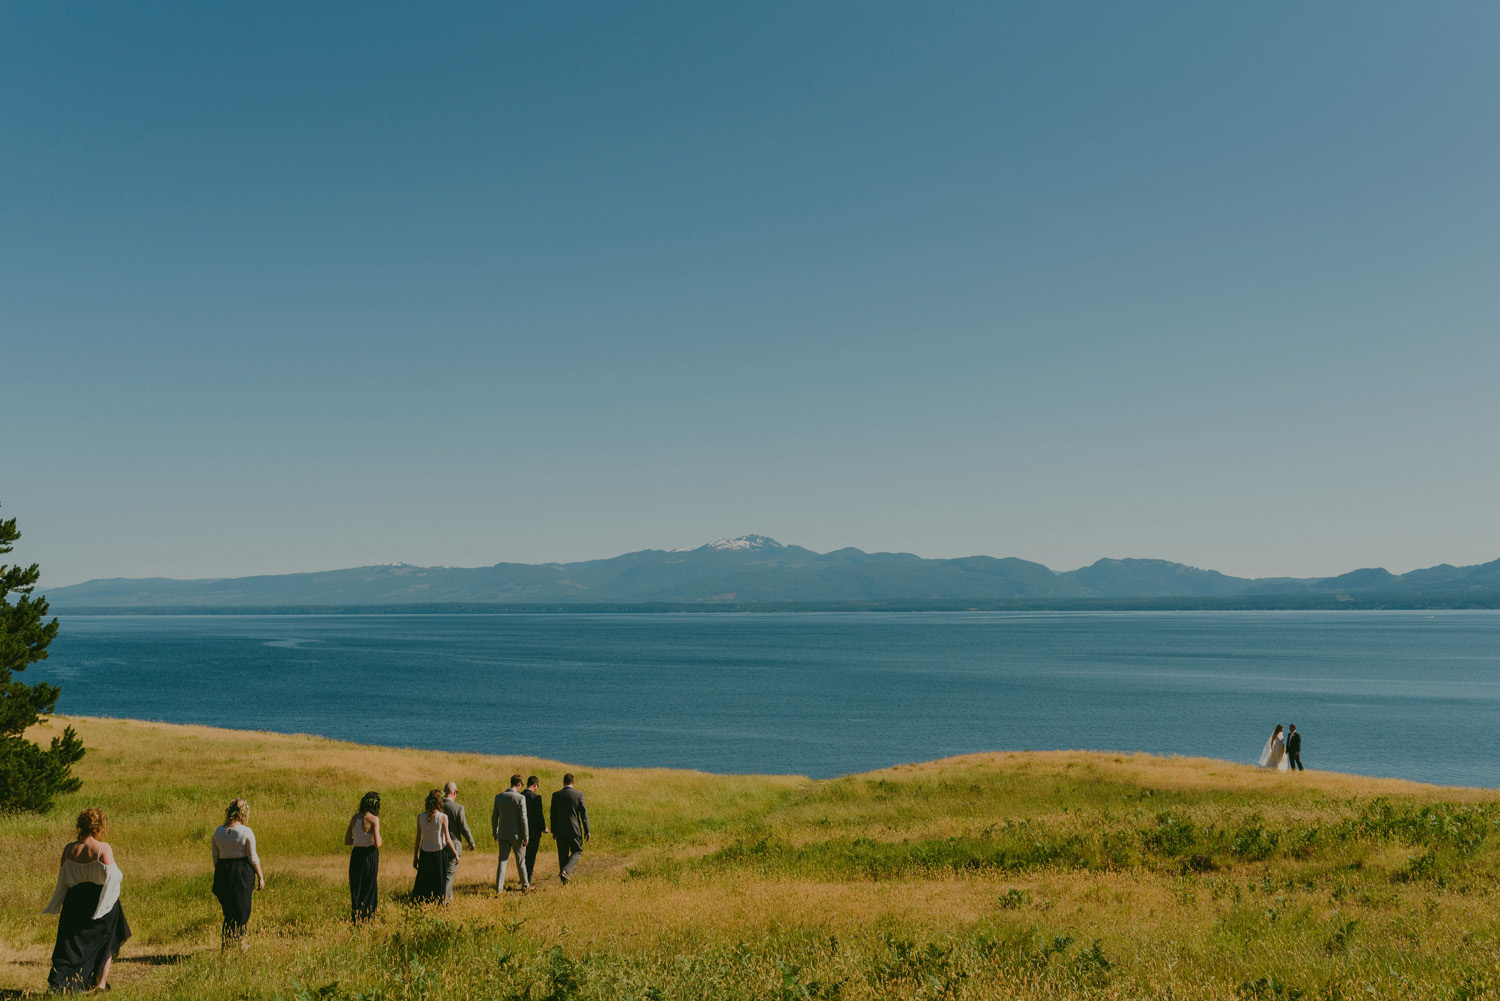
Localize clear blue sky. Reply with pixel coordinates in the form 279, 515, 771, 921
5, 1, 1498, 586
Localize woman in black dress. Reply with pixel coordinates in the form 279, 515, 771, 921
344, 791, 382, 922
44, 807, 131, 993
411, 789, 452, 904
211, 798, 265, 947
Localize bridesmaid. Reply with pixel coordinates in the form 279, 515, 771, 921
43, 808, 131, 993
344, 791, 382, 922
211, 798, 265, 947
411, 789, 452, 904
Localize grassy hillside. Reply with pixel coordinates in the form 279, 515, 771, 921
4, 718, 1500, 999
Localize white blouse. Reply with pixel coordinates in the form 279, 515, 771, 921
350, 814, 377, 848
416, 811, 449, 853
212, 824, 260, 865
43, 859, 122, 921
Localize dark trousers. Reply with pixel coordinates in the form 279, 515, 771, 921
1287, 752, 1303, 771
557, 839, 583, 882
525, 839, 541, 883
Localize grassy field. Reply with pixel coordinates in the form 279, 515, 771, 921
4, 718, 1500, 999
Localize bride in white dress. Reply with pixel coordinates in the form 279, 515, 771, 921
1258, 725, 1289, 770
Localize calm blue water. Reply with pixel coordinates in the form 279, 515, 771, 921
31, 611, 1500, 786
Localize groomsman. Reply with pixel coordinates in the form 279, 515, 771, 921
1286, 725, 1304, 771
551, 773, 590, 884
522, 776, 548, 884
439, 782, 477, 901
491, 774, 530, 892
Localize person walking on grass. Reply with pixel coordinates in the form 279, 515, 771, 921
412, 789, 454, 904
1286, 724, 1304, 771
491, 773, 530, 892
211, 798, 264, 947
439, 782, 477, 901
551, 773, 589, 885
522, 775, 549, 885
344, 791, 382, 922
44, 807, 130, 993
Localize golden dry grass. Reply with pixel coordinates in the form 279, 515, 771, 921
4, 716, 1500, 1000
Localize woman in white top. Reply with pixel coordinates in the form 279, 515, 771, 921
1258, 725, 1290, 771
344, 791, 383, 922
211, 798, 265, 946
44, 806, 131, 993
411, 788, 452, 904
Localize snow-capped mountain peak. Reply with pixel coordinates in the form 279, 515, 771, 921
699, 535, 784, 552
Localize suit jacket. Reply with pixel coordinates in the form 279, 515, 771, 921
551, 786, 589, 845
1286, 731, 1301, 755
491, 788, 529, 842
523, 788, 547, 840
441, 798, 476, 857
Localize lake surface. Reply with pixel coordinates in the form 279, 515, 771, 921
33, 611, 1500, 786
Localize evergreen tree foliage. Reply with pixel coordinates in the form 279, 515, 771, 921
0, 504, 83, 813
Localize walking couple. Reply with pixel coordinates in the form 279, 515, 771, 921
413, 783, 478, 904
490, 773, 590, 893
1258, 724, 1304, 771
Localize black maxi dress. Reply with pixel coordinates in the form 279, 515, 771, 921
410, 811, 448, 904
349, 845, 379, 921
48, 880, 131, 993
411, 849, 446, 903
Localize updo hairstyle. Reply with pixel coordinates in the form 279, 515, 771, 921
224, 798, 250, 825
75, 807, 107, 839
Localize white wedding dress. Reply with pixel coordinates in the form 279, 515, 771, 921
1258, 731, 1289, 770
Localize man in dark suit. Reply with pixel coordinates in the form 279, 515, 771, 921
550, 773, 590, 884
522, 775, 548, 885
1285, 725, 1304, 771
439, 782, 477, 901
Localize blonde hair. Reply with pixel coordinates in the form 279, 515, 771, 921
224, 798, 250, 825
75, 807, 106, 839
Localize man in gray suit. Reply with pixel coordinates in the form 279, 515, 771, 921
490, 773, 530, 893
550, 773, 590, 884
439, 782, 477, 901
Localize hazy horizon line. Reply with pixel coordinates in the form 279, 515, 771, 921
39, 533, 1498, 591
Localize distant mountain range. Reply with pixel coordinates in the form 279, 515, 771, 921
44, 535, 1500, 611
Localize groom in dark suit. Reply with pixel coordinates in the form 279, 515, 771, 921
551, 773, 590, 884
1285, 724, 1303, 771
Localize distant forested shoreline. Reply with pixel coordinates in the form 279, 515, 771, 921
51, 593, 1500, 615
